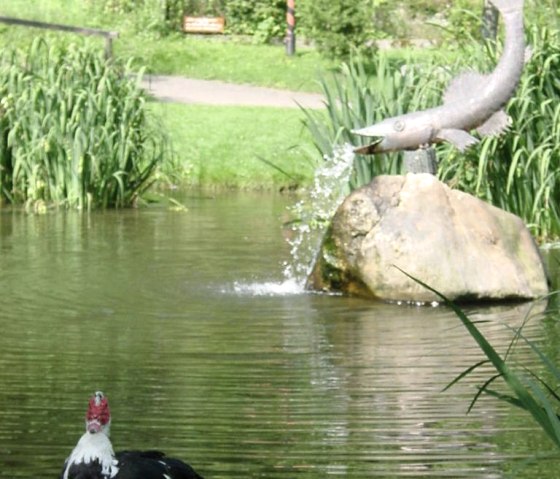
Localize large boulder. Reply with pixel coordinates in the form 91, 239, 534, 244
306, 174, 549, 302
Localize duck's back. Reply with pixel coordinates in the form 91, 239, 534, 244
115, 450, 204, 479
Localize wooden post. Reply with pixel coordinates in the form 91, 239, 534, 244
104, 36, 113, 61
286, 0, 296, 56
403, 148, 438, 175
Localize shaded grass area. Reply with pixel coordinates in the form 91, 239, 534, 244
150, 102, 316, 190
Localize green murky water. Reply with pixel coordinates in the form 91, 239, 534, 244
0, 193, 558, 478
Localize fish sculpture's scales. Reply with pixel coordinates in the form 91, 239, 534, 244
353, 0, 525, 155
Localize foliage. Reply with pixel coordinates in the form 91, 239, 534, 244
183, 0, 223, 16
223, 0, 286, 43
0, 39, 167, 209
441, 0, 484, 44
86, 0, 186, 35
297, 0, 382, 60
301, 24, 560, 241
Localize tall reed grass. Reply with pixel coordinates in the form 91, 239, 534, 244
0, 38, 167, 209
303, 25, 560, 241
403, 269, 560, 453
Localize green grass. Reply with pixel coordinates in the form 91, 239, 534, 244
150, 102, 316, 190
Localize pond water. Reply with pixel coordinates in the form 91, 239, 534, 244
0, 193, 559, 478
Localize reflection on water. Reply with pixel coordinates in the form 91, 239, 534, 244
0, 193, 559, 478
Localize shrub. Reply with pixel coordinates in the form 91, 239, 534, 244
0, 39, 168, 209
223, 0, 286, 43
90, 0, 186, 34
298, 0, 381, 59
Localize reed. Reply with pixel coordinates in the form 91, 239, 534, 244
400, 268, 560, 451
0, 38, 167, 209
302, 25, 560, 241
445, 295, 560, 451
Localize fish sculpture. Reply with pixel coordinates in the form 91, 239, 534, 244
353, 0, 525, 155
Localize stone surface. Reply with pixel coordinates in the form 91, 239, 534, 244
306, 174, 549, 302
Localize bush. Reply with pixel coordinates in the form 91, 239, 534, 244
0, 39, 168, 209
298, 0, 381, 59
91, 0, 186, 34
223, 0, 286, 43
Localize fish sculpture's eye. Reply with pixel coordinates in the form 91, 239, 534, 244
394, 120, 405, 132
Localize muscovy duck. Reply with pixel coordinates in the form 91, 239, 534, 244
60, 391, 204, 479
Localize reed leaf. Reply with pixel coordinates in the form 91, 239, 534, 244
399, 267, 560, 449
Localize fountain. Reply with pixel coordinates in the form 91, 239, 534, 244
303, 0, 549, 302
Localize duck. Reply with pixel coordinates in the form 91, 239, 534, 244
60, 391, 204, 479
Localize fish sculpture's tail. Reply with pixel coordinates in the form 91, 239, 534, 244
490, 0, 524, 14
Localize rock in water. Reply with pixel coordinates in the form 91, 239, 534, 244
306, 174, 549, 302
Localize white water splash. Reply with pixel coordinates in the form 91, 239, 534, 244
231, 278, 303, 297
283, 144, 356, 287
223, 145, 355, 297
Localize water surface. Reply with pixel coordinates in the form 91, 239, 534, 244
0, 193, 558, 478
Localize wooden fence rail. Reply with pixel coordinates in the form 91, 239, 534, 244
0, 16, 119, 58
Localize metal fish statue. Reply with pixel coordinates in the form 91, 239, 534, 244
353, 0, 525, 155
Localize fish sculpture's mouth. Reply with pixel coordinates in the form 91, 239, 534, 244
353, 137, 384, 155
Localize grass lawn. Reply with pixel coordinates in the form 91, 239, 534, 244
150, 102, 318, 190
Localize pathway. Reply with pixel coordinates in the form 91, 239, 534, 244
141, 74, 325, 109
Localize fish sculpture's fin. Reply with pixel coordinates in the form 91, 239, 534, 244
436, 128, 479, 151
443, 71, 488, 105
476, 110, 511, 137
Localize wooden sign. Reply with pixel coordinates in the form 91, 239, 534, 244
183, 16, 225, 34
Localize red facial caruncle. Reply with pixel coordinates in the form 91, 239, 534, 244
85, 391, 111, 434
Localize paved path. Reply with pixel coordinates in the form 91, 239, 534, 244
141, 74, 325, 109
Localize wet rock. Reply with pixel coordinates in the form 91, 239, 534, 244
307, 174, 549, 302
